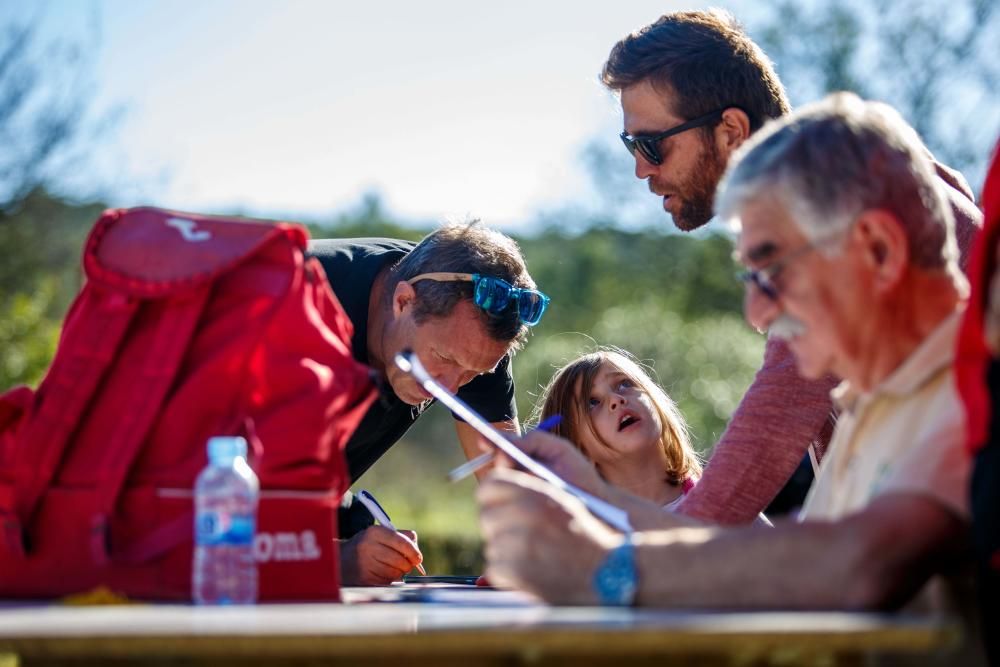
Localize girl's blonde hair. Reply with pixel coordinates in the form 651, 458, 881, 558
533, 347, 701, 485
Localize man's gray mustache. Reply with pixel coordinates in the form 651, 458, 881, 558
768, 315, 807, 341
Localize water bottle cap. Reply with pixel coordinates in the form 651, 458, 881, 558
206, 436, 248, 464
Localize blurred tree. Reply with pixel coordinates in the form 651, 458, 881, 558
0, 16, 114, 389
0, 17, 113, 215
0, 192, 104, 390
308, 191, 426, 241
0, 278, 61, 387
521, 226, 744, 334
751, 0, 1000, 191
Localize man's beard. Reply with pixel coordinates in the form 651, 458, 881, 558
650, 139, 726, 232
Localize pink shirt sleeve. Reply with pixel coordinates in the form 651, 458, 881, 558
674, 161, 982, 525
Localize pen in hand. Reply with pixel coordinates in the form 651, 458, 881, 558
447, 413, 563, 482
356, 489, 427, 575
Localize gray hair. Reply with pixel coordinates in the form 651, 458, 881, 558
716, 92, 957, 271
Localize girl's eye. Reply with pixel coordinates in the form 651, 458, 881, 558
618, 379, 634, 390
588, 397, 600, 409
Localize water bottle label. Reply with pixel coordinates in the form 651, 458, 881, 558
195, 511, 255, 546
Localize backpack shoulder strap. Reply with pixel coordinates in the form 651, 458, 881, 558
88, 286, 211, 564
2, 289, 139, 557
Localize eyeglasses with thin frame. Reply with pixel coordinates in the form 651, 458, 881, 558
619, 108, 727, 166
738, 231, 847, 301
407, 272, 550, 326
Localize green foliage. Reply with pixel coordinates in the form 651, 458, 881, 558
0, 14, 115, 389
417, 534, 484, 575
0, 191, 105, 388
306, 192, 426, 242
353, 429, 482, 539
521, 226, 744, 333
0, 278, 61, 388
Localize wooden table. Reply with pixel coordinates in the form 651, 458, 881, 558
0, 586, 961, 667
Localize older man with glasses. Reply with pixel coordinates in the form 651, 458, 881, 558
479, 97, 981, 659
307, 222, 548, 586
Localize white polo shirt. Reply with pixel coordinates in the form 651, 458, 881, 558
801, 310, 971, 522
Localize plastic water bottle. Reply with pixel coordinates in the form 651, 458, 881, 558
192, 436, 259, 605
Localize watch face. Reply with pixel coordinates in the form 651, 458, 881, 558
593, 539, 637, 606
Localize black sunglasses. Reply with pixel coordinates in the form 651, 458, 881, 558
619, 108, 727, 166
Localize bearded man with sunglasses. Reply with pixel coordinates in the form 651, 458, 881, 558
602, 9, 982, 525
307, 223, 547, 585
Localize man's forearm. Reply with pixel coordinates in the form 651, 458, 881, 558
633, 520, 859, 608
634, 495, 966, 609
454, 418, 520, 481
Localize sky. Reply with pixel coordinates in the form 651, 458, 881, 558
7, 0, 718, 229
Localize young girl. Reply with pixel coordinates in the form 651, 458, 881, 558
533, 347, 701, 510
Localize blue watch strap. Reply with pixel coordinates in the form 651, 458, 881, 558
592, 535, 637, 606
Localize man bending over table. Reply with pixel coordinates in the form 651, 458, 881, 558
309, 223, 548, 584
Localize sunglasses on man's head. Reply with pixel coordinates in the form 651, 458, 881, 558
619, 108, 727, 166
407, 272, 550, 326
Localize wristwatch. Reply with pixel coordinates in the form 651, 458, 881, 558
592, 535, 637, 606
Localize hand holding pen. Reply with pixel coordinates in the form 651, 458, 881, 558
448, 414, 563, 482
356, 489, 427, 575
497, 426, 611, 502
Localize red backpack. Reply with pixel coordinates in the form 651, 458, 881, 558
0, 207, 376, 600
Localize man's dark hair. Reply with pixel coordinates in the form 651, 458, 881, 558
388, 222, 536, 347
602, 9, 790, 133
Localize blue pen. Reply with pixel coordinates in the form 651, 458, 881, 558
446, 414, 563, 482
535, 413, 564, 432
356, 489, 427, 575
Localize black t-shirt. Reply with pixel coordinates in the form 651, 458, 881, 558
307, 237, 517, 481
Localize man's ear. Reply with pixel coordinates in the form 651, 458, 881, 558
715, 107, 752, 159
392, 280, 417, 318
852, 210, 909, 293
